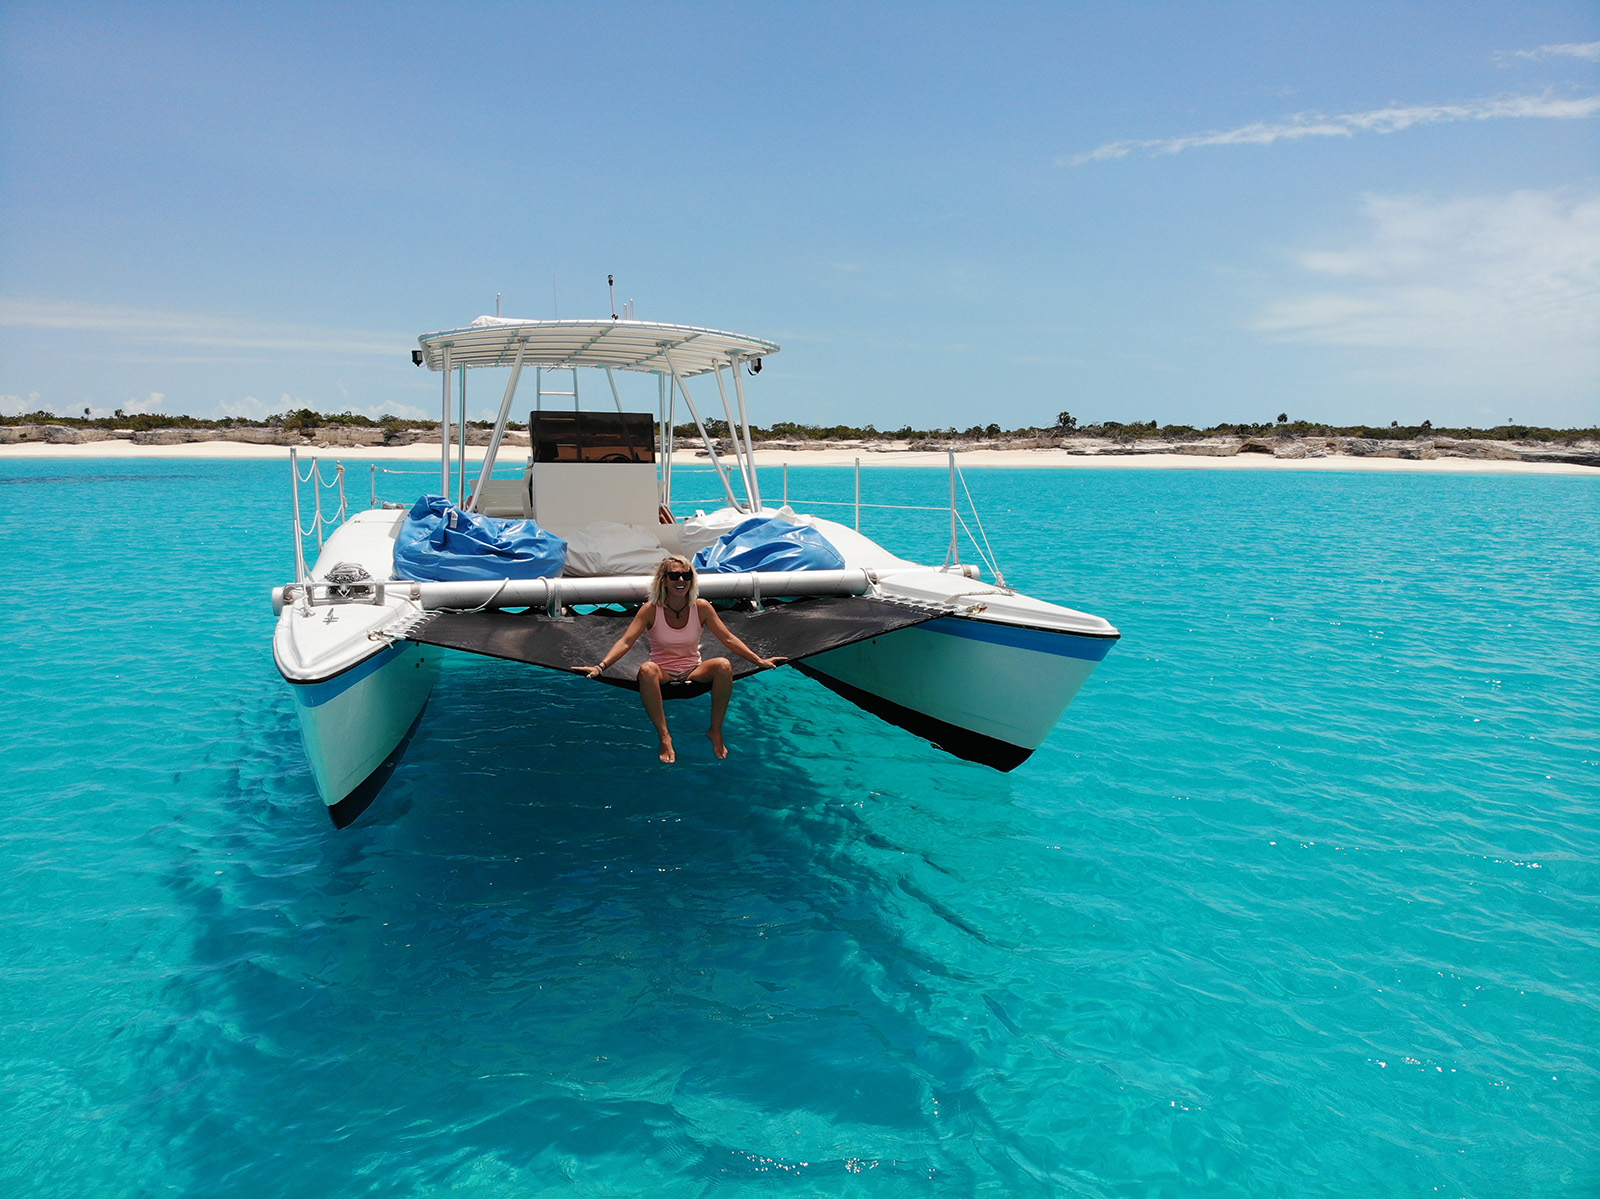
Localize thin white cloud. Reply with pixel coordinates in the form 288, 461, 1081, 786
122, 392, 168, 416
1252, 188, 1600, 356
0, 298, 409, 357
215, 393, 431, 422
365, 402, 431, 421
217, 396, 271, 420
1064, 91, 1600, 165
0, 392, 42, 416
1512, 41, 1600, 62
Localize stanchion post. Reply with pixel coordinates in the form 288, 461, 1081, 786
290, 448, 307, 581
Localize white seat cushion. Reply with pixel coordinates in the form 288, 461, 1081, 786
562, 521, 668, 577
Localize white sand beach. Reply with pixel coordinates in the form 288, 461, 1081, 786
1, 438, 1594, 475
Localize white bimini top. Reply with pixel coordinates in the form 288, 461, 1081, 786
416, 317, 779, 377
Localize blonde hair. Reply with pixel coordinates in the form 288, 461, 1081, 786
650, 555, 699, 607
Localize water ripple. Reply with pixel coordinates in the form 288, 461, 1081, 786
0, 460, 1595, 1196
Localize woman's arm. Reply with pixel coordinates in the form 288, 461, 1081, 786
700, 600, 787, 670
577, 604, 653, 678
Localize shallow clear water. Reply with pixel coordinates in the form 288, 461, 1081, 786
1, 459, 1596, 1197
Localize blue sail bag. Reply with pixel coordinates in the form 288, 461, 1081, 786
392, 495, 567, 582
693, 516, 846, 574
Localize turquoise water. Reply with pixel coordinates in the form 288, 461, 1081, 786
1, 459, 1596, 1197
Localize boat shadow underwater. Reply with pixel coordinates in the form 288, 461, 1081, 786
158, 656, 1056, 1193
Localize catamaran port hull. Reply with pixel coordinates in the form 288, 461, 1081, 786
796, 616, 1114, 770
287, 641, 438, 824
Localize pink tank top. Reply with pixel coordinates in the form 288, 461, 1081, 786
648, 601, 703, 677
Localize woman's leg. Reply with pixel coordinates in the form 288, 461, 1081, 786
684, 657, 734, 759
637, 661, 674, 763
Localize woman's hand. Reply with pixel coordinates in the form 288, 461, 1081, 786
586, 613, 649, 680
699, 605, 785, 671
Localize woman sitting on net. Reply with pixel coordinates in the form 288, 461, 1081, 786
580, 556, 785, 763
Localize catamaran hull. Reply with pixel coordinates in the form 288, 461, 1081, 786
287, 640, 438, 826
796, 616, 1115, 770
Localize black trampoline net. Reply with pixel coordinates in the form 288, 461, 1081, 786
406, 595, 942, 698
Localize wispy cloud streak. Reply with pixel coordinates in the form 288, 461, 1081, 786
0, 298, 408, 357
1511, 41, 1600, 62
1064, 91, 1600, 165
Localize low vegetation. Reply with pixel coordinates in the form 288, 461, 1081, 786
5, 408, 1596, 444
679, 415, 1599, 444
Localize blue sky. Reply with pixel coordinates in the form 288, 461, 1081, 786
2, 2, 1596, 430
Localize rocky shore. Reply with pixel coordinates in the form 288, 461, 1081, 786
716, 433, 1600, 469
0, 424, 528, 449
2, 424, 1595, 469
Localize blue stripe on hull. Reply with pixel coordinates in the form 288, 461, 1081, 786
288, 642, 409, 708
921, 616, 1116, 661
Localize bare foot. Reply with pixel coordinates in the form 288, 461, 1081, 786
658, 738, 676, 764
706, 729, 728, 760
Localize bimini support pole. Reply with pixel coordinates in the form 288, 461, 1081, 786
713, 364, 755, 507
467, 340, 527, 512
457, 363, 468, 508
666, 373, 677, 485
946, 449, 960, 566
657, 372, 670, 509
439, 345, 452, 497
662, 347, 739, 510
457, 364, 469, 507
730, 353, 762, 510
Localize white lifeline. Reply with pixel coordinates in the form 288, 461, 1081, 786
272, 313, 1118, 826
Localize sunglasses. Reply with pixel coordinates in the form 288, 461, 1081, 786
664, 570, 693, 582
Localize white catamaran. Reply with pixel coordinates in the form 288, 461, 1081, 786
272, 313, 1119, 826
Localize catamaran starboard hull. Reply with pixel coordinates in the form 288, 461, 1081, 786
795, 616, 1115, 770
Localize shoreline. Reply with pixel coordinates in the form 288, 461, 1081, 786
0, 437, 1595, 476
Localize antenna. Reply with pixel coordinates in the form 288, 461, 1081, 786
608, 274, 618, 320
496, 292, 502, 317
